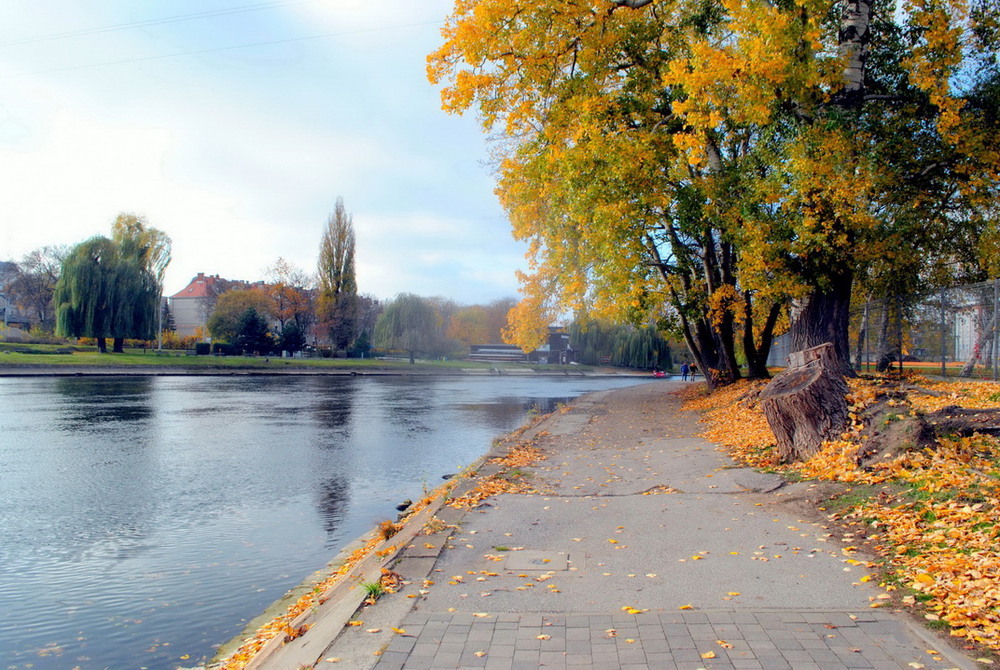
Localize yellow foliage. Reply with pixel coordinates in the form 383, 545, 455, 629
686, 375, 1000, 651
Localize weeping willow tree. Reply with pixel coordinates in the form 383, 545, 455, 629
569, 319, 673, 371
55, 214, 171, 353
373, 293, 437, 364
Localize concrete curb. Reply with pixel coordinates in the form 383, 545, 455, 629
218, 408, 559, 670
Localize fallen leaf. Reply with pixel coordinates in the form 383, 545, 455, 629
701, 651, 717, 659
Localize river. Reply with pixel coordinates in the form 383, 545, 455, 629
0, 373, 653, 670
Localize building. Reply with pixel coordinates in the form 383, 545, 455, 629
0, 261, 31, 329
168, 273, 226, 338
468, 328, 573, 364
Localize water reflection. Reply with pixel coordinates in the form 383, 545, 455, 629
315, 475, 350, 536
54, 376, 155, 426
383, 377, 435, 433
312, 378, 356, 432
0, 374, 650, 670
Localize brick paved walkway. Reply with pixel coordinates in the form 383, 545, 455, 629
372, 610, 957, 670
305, 382, 976, 670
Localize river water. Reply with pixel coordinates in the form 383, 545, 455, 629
0, 373, 652, 670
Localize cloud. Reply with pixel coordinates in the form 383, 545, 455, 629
0, 1, 521, 305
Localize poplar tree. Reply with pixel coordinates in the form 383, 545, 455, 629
317, 198, 358, 352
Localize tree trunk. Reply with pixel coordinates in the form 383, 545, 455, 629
408, 349, 415, 364
853, 298, 869, 372
744, 297, 781, 380
97, 337, 107, 353
113, 337, 125, 353
790, 269, 855, 376
875, 301, 893, 372
760, 343, 849, 463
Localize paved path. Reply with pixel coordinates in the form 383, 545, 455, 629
315, 382, 974, 669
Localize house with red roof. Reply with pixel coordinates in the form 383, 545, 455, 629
168, 273, 227, 338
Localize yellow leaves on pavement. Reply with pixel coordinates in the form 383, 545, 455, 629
687, 375, 1000, 652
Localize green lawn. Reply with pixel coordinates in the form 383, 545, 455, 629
0, 342, 594, 373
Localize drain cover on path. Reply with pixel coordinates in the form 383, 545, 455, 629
502, 550, 577, 572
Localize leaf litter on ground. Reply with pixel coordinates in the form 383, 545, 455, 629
683, 375, 1000, 652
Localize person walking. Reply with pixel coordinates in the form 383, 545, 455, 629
680, 362, 690, 381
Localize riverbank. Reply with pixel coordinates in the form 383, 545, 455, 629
0, 363, 645, 377
0, 349, 656, 377
214, 380, 975, 670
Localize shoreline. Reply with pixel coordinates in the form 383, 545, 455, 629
0, 364, 654, 378
206, 388, 571, 669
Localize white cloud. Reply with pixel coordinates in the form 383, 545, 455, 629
0, 1, 523, 305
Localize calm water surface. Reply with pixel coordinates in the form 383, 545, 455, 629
0, 374, 650, 669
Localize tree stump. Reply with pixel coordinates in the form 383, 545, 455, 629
760, 343, 849, 463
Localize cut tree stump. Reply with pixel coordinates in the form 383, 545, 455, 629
760, 342, 849, 463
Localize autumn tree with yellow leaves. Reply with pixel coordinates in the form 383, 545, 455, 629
429, 0, 999, 387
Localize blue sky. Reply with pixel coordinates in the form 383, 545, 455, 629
0, 1, 524, 303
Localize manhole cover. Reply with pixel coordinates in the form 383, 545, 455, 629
503, 550, 574, 571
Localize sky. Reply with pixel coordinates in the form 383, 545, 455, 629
0, 0, 526, 304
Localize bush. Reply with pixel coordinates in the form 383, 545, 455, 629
195, 342, 211, 356
160, 330, 201, 350
0, 326, 67, 345
211, 342, 238, 356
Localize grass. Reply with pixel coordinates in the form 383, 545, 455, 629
0, 345, 599, 373
361, 581, 385, 602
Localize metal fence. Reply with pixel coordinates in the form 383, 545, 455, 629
850, 279, 1000, 380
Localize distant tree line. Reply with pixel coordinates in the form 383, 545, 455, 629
569, 318, 672, 371
4, 201, 676, 369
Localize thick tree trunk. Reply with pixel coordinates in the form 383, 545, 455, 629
744, 296, 781, 379
790, 269, 855, 376
97, 337, 107, 353
760, 343, 849, 463
112, 337, 125, 353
